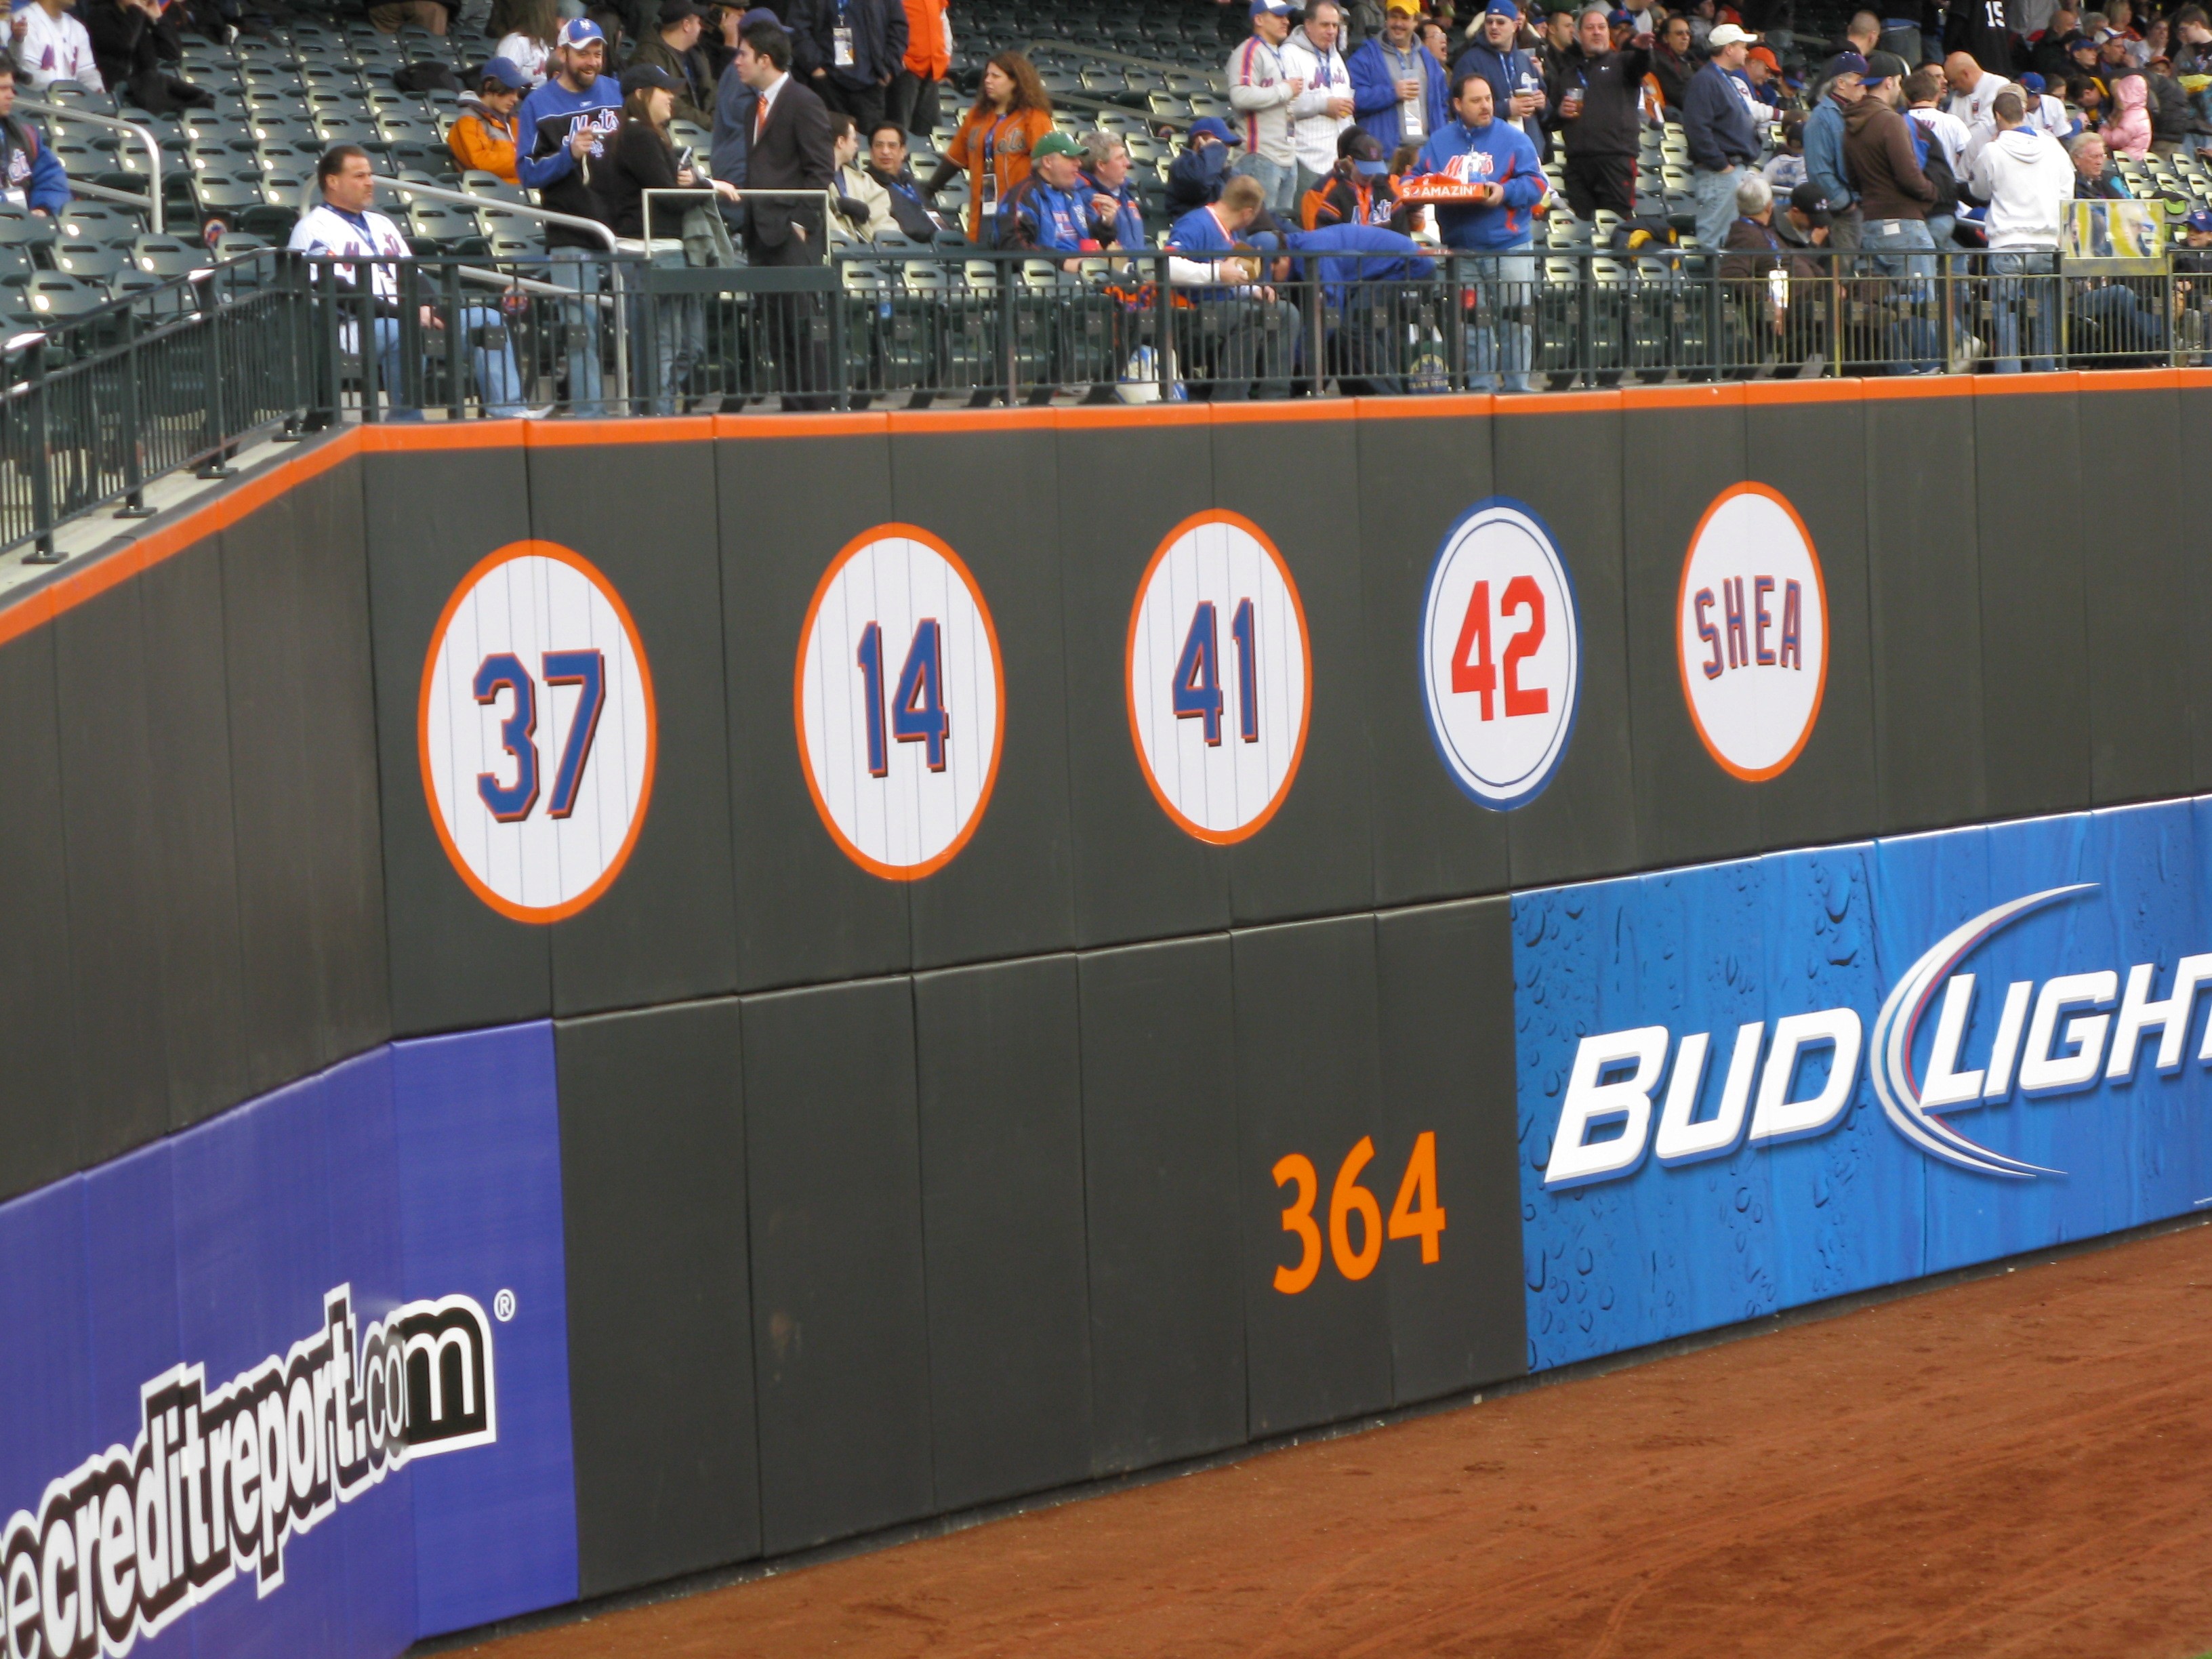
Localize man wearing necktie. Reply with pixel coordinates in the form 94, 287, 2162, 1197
734, 15, 836, 405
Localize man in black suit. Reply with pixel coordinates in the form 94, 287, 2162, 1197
732, 14, 836, 406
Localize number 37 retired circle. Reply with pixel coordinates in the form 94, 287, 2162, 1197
420, 541, 657, 922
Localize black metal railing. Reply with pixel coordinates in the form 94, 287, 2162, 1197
0, 243, 2200, 558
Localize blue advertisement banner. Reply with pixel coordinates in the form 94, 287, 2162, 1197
0, 1025, 577, 1659
1516, 798, 2212, 1372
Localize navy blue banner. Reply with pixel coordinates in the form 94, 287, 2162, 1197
0, 1026, 577, 1659
1516, 798, 2212, 1371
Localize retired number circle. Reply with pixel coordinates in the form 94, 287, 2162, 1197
1126, 510, 1311, 844
1420, 498, 1580, 809
1677, 483, 1828, 781
795, 525, 1004, 880
419, 541, 657, 922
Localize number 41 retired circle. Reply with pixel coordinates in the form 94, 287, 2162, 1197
419, 541, 657, 922
1420, 498, 1580, 809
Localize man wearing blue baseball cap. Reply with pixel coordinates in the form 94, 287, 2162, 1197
516, 16, 621, 412
1167, 115, 1240, 217
450, 55, 527, 182
1455, 0, 1548, 152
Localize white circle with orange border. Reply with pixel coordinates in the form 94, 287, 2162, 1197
1126, 510, 1311, 844
795, 525, 1004, 880
1676, 483, 1828, 781
419, 541, 657, 923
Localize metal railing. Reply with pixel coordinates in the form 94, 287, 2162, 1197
22, 98, 165, 232
0, 242, 2199, 559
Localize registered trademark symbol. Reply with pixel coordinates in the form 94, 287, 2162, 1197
493, 1288, 516, 1322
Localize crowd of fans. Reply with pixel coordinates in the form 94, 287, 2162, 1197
14, 0, 2211, 406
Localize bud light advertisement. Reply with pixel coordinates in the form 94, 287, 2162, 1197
1515, 798, 2212, 1371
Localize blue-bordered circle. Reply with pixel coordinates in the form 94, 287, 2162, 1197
1418, 496, 1582, 810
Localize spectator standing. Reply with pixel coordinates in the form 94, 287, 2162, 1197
1538, 3, 1577, 77
291, 146, 531, 417
1417, 70, 1547, 389
1546, 4, 1649, 218
1455, 0, 1548, 152
709, 3, 777, 199
866, 120, 951, 238
451, 56, 529, 183
1968, 86, 2068, 369
1080, 129, 1147, 249
517, 18, 622, 414
1903, 64, 1967, 234
1944, 0, 2013, 75
0, 60, 65, 216
1650, 14, 1694, 110
1944, 49, 2011, 136
929, 49, 1052, 241
2013, 68, 2072, 137
10, 0, 98, 91
495, 0, 559, 87
737, 16, 835, 405
1877, 3, 1925, 67
627, 0, 716, 128
1806, 52, 1866, 248
1280, 0, 1355, 201
1843, 52, 1938, 367
1349, 0, 1447, 152
1228, 0, 1307, 218
2170, 6, 2212, 76
1167, 115, 1238, 214
886, 0, 949, 138
794, 0, 905, 140
2031, 5, 2081, 75
2101, 68, 2149, 158
1683, 23, 1763, 249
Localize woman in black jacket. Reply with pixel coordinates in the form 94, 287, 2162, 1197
83, 0, 209, 115
600, 62, 740, 409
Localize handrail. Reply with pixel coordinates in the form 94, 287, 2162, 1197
21, 96, 163, 232
362, 175, 620, 251
640, 186, 838, 256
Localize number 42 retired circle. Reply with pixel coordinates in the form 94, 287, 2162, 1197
1420, 498, 1580, 809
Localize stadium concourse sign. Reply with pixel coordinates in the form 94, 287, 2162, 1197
795, 524, 1006, 879
1126, 510, 1312, 843
419, 542, 659, 922
1418, 499, 1581, 809
1675, 483, 1828, 781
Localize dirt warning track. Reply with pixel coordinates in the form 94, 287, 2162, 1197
461, 1222, 2212, 1659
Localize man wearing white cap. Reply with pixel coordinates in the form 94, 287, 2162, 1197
1683, 20, 1763, 248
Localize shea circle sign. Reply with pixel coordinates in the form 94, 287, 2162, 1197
1126, 510, 1312, 844
1419, 497, 1580, 809
1675, 483, 1828, 781
795, 524, 1005, 880
419, 541, 657, 923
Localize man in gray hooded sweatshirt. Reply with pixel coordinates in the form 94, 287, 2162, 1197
1967, 88, 2072, 371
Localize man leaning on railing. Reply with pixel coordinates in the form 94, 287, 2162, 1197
291, 145, 536, 418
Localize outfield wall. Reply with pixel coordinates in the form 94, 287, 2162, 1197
5, 375, 2212, 1654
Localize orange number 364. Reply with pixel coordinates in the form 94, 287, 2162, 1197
1271, 1132, 1446, 1294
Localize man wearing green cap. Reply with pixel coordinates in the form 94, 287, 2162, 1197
1002, 130, 1103, 266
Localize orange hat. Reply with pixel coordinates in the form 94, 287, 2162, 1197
1748, 43, 1779, 68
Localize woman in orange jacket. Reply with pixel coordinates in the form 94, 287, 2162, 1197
889, 0, 951, 138
924, 50, 1054, 242
447, 56, 528, 184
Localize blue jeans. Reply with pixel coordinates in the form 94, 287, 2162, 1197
2076, 280, 2167, 351
1692, 165, 1744, 253
1988, 250, 2057, 373
546, 247, 608, 415
1230, 152, 1300, 219
362, 308, 527, 418
1866, 217, 1938, 373
1462, 247, 1535, 392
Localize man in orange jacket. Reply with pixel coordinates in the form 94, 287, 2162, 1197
887, 0, 949, 136
448, 56, 528, 183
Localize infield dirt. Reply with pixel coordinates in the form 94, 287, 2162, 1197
460, 1221, 2212, 1659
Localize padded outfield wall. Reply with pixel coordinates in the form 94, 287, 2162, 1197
4, 374, 2212, 1655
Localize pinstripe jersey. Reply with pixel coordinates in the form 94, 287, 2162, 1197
1227, 35, 1298, 164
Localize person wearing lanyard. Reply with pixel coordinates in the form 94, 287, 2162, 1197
796, 0, 905, 142
1349, 0, 1447, 154
1454, 0, 1548, 155
1279, 0, 1355, 204
866, 119, 952, 241
924, 49, 1053, 243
